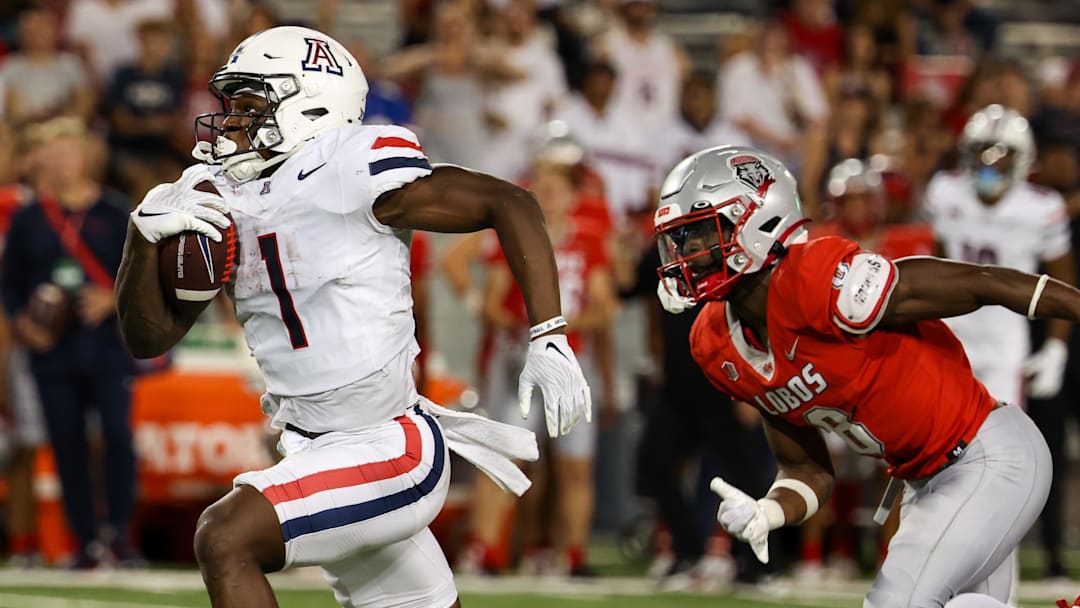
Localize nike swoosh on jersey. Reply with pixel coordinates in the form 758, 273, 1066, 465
545, 342, 570, 360
297, 162, 328, 181
136, 209, 169, 217
784, 338, 799, 361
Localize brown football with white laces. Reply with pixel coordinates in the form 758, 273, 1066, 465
157, 181, 236, 308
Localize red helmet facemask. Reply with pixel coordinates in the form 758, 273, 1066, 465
656, 195, 783, 303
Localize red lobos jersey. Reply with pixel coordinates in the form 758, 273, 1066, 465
690, 236, 997, 479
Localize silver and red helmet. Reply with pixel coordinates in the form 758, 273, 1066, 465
654, 146, 809, 302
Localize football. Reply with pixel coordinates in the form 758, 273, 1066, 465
158, 181, 236, 308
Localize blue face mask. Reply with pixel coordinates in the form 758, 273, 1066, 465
975, 166, 1009, 199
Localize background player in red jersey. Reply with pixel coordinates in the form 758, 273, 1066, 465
652, 145, 1080, 608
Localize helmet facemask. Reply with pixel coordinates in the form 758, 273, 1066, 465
657, 196, 768, 302
193, 73, 303, 183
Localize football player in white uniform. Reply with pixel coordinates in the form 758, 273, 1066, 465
925, 104, 1075, 408
115, 26, 591, 608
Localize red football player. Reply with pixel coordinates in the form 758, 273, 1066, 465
652, 146, 1080, 608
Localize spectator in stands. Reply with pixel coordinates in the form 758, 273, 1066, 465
651, 70, 751, 183
481, 0, 568, 180
387, 1, 508, 173
779, 0, 843, 75
802, 89, 879, 215
838, 0, 916, 70
915, 0, 999, 59
556, 60, 655, 227
718, 20, 828, 179
463, 155, 617, 578
0, 8, 94, 126
65, 0, 174, 87
591, 0, 689, 136
823, 22, 892, 111
227, 0, 278, 49
0, 118, 140, 569
348, 40, 413, 127
178, 26, 224, 135
106, 19, 185, 200
0, 122, 45, 567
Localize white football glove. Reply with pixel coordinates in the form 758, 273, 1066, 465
1024, 337, 1069, 399
657, 277, 696, 314
518, 333, 592, 437
710, 477, 783, 564
131, 166, 231, 244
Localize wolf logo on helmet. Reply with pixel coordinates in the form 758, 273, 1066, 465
729, 154, 775, 195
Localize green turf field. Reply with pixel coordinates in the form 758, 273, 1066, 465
0, 569, 1072, 608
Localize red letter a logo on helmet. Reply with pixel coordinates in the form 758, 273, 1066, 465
302, 38, 343, 76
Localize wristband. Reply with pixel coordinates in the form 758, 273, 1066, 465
1028, 274, 1050, 320
529, 315, 567, 340
757, 498, 786, 531
769, 478, 819, 523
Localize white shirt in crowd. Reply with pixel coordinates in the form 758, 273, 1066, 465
597, 25, 682, 136
66, 0, 227, 83
482, 34, 567, 180
556, 94, 655, 225
651, 115, 752, 183
719, 51, 828, 151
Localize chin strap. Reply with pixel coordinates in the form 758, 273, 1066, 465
191, 137, 298, 184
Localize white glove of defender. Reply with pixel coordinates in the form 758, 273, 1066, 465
710, 477, 775, 564
518, 333, 592, 437
132, 166, 231, 244
657, 277, 696, 314
1024, 337, 1069, 399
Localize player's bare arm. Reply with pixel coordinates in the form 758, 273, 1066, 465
374, 165, 563, 329
115, 222, 211, 358
1042, 252, 1076, 342
761, 414, 835, 523
882, 256, 1080, 326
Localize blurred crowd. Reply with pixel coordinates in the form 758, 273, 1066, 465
0, 0, 1078, 592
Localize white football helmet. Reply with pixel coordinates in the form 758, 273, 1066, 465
654, 146, 809, 302
193, 26, 369, 183
826, 157, 885, 236
959, 104, 1035, 200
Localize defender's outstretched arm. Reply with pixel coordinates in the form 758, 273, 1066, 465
882, 257, 1080, 327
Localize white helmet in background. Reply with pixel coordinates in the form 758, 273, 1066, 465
193, 26, 369, 183
653, 146, 809, 302
959, 104, 1035, 200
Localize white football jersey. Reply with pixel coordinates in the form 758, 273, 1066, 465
924, 171, 1071, 386
214, 124, 431, 401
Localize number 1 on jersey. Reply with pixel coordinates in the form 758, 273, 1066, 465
258, 233, 309, 349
